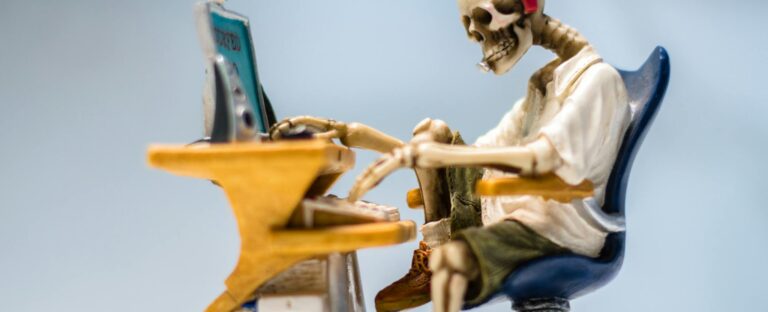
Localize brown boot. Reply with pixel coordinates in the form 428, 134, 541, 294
375, 241, 432, 312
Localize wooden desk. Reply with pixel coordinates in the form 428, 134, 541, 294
148, 140, 416, 312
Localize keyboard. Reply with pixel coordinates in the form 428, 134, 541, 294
289, 196, 400, 228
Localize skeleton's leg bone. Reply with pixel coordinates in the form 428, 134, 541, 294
431, 269, 450, 312
445, 243, 477, 277
429, 245, 445, 271
448, 275, 468, 312
412, 118, 454, 223
429, 241, 479, 312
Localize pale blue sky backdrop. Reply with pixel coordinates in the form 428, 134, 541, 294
0, 0, 766, 311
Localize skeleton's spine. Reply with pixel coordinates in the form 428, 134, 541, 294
536, 16, 590, 60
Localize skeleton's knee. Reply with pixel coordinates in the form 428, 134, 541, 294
413, 118, 452, 143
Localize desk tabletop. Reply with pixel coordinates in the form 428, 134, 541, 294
147, 140, 415, 312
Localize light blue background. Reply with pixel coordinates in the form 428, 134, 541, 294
1, 0, 766, 311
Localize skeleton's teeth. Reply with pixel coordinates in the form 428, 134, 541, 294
477, 61, 492, 73
477, 36, 517, 73
483, 40, 516, 62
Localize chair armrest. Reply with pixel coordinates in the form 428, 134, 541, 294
406, 188, 424, 209
475, 174, 594, 203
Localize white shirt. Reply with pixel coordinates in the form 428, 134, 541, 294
474, 47, 631, 257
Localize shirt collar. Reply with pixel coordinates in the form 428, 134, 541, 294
552, 46, 603, 98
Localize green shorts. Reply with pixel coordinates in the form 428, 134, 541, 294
444, 132, 567, 304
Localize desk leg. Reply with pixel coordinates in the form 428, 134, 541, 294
327, 252, 366, 312
328, 253, 350, 312
348, 253, 365, 312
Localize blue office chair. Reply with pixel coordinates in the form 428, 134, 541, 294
465, 47, 671, 311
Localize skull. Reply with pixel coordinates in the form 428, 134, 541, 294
458, 0, 539, 75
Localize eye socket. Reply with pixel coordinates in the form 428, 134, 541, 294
471, 8, 493, 25
492, 0, 522, 15
462, 15, 471, 31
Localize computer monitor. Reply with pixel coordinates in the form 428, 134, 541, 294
196, 1, 270, 141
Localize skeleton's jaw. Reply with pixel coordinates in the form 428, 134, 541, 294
478, 38, 516, 73
478, 24, 533, 75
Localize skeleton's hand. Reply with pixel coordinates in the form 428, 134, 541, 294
270, 116, 347, 141
346, 128, 448, 201
430, 241, 480, 312
270, 116, 405, 154
348, 145, 416, 202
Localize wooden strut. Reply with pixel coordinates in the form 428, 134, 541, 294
407, 173, 594, 211
476, 173, 594, 203
148, 140, 416, 312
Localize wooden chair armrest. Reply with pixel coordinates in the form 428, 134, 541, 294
406, 188, 424, 209
475, 174, 594, 203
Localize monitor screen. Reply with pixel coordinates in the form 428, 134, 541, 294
197, 2, 269, 134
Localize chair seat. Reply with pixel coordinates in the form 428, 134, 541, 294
463, 233, 624, 310
501, 233, 624, 301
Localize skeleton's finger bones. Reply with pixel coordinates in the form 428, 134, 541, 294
348, 152, 407, 201
269, 116, 348, 140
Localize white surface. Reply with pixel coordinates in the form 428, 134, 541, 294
258, 295, 329, 312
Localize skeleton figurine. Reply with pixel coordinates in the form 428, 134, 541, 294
271, 0, 630, 311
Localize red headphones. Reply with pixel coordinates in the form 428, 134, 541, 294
522, 0, 539, 14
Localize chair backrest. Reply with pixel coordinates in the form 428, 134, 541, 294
603, 47, 670, 215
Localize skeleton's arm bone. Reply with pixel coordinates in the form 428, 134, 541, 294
341, 122, 405, 154
414, 137, 561, 175
271, 116, 404, 154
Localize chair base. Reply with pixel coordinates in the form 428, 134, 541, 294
512, 298, 570, 312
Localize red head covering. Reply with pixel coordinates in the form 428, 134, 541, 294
522, 0, 539, 14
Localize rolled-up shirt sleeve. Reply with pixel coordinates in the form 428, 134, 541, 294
539, 63, 628, 186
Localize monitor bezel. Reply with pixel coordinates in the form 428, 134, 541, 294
195, 1, 270, 136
